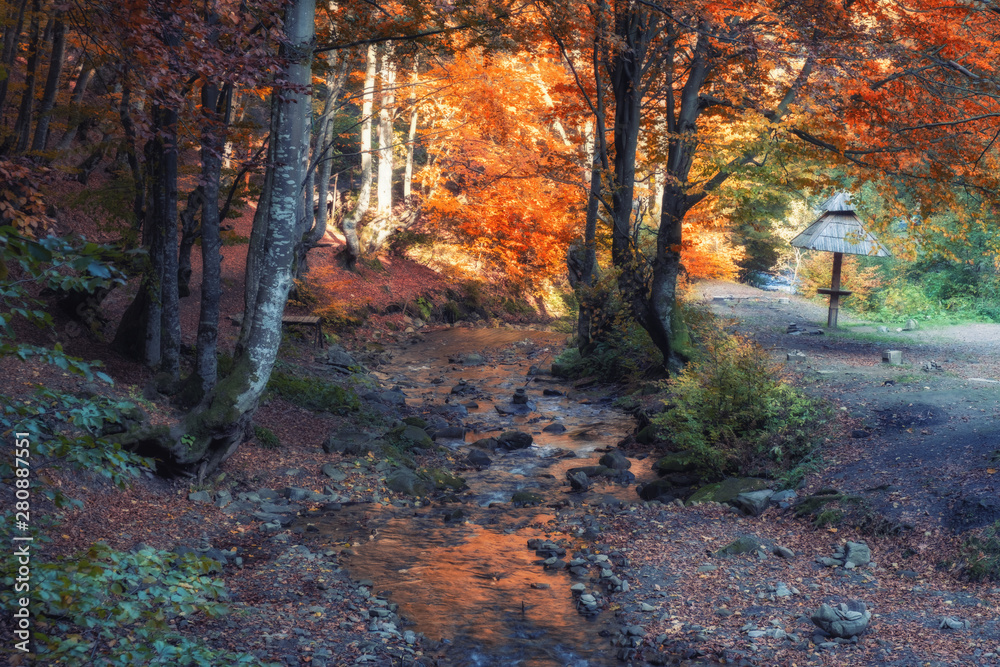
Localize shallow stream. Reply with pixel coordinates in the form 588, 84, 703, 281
301, 327, 655, 666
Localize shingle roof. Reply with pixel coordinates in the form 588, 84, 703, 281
790, 195, 890, 257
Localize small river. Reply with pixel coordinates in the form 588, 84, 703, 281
301, 326, 656, 666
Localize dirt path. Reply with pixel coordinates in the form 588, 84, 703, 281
576, 281, 1000, 667
692, 280, 1000, 534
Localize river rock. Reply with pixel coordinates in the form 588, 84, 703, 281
188, 490, 213, 504
471, 437, 500, 452
511, 490, 544, 507
386, 468, 430, 497
903, 318, 919, 331
322, 345, 361, 371
391, 425, 434, 450
715, 535, 766, 557
731, 489, 774, 516
568, 471, 591, 492
321, 463, 348, 481
497, 430, 533, 450
939, 616, 970, 631
432, 426, 467, 440
599, 449, 631, 470
322, 429, 374, 456
844, 541, 871, 567
811, 601, 871, 638
686, 478, 770, 506
542, 388, 563, 396
465, 449, 492, 469
495, 402, 534, 416
637, 479, 676, 502
542, 422, 567, 434
652, 451, 699, 475
512, 388, 529, 404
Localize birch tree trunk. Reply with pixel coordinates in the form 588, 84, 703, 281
403, 55, 418, 200
360, 42, 398, 253
339, 43, 375, 269
126, 0, 316, 478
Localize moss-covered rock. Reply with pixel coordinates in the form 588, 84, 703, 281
653, 451, 699, 474
686, 478, 771, 506
715, 535, 766, 557
402, 416, 428, 429
386, 468, 430, 497
511, 490, 544, 507
386, 424, 434, 450
422, 468, 466, 492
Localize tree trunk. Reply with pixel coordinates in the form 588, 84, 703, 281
126, 0, 316, 478
376, 42, 395, 220
156, 104, 181, 379
403, 55, 418, 200
298, 52, 348, 278
55, 66, 95, 151
360, 43, 403, 253
176, 187, 204, 298
118, 82, 145, 231
0, 0, 28, 119
340, 43, 375, 269
30, 12, 65, 151
7, 0, 42, 153
194, 79, 224, 396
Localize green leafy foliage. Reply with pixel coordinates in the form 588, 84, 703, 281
0, 540, 275, 666
961, 521, 1000, 582
253, 424, 281, 449
267, 368, 360, 414
651, 328, 828, 478
0, 389, 153, 498
552, 318, 660, 384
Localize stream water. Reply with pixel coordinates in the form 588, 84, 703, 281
300, 327, 655, 666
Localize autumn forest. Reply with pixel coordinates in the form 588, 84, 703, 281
4, 0, 1000, 665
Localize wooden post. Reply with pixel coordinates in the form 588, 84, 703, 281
828, 251, 844, 328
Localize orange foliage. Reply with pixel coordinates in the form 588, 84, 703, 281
417, 50, 581, 291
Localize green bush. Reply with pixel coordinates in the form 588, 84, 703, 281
253, 424, 281, 449
651, 330, 827, 478
552, 319, 660, 384
267, 369, 360, 415
0, 540, 274, 665
962, 521, 1000, 582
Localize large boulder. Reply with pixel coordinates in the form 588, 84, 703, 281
466, 449, 492, 469
686, 478, 770, 506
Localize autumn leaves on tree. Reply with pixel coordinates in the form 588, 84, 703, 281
3, 0, 1000, 473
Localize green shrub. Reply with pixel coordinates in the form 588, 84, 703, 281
551, 319, 660, 383
961, 521, 1000, 582
651, 330, 827, 478
253, 424, 281, 449
0, 540, 273, 665
267, 369, 360, 415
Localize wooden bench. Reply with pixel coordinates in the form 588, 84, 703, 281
230, 313, 324, 347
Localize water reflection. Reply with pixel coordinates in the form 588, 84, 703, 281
306, 327, 648, 665
308, 505, 614, 666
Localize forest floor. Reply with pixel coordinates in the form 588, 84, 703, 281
5, 171, 1000, 666
595, 281, 1000, 667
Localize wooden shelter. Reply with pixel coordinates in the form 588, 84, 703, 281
791, 193, 889, 327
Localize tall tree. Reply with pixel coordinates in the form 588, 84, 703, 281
340, 43, 375, 269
